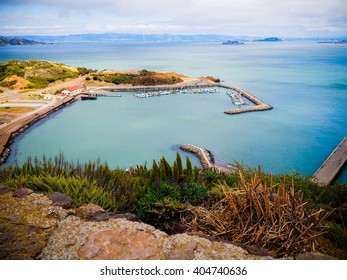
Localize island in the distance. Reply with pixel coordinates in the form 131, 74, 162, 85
253, 37, 282, 42
0, 36, 47, 46
222, 40, 244, 45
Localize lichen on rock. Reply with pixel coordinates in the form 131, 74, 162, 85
1, 187, 272, 260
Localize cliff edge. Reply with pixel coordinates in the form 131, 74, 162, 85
0, 186, 272, 260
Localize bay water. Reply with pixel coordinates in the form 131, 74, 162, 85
1, 41, 346, 182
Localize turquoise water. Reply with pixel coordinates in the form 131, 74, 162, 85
1, 41, 347, 182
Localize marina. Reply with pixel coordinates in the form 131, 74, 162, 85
1, 41, 346, 182
133, 87, 220, 98
220, 84, 273, 114
226, 90, 248, 106
0, 82, 270, 165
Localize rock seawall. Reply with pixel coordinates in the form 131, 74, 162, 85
180, 144, 236, 174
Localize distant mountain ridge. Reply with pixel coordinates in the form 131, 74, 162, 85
0, 36, 46, 46
3, 33, 347, 43
23, 33, 248, 42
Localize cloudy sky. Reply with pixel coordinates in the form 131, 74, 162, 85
1, 0, 346, 37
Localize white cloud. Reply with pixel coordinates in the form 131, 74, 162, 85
0, 0, 346, 36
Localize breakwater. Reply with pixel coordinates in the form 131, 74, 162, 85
0, 96, 77, 164
218, 84, 273, 115
0, 82, 272, 165
180, 144, 236, 174
94, 83, 273, 115
91, 82, 212, 93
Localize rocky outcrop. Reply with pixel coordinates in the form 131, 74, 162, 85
0, 186, 270, 260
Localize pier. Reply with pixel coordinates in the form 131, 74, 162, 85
313, 136, 347, 186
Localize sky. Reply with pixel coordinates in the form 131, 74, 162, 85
0, 0, 346, 37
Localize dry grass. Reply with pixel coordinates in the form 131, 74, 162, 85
183, 169, 330, 258
0, 107, 34, 113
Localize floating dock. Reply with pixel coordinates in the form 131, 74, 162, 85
313, 136, 347, 186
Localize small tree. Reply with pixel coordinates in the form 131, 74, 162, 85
186, 156, 193, 179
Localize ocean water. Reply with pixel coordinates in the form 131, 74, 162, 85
1, 41, 347, 182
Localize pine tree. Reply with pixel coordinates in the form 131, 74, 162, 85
176, 152, 183, 177
160, 157, 167, 182
151, 160, 160, 185
172, 161, 179, 182
163, 157, 172, 179
193, 166, 200, 182
186, 156, 192, 178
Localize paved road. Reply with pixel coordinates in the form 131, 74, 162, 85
0, 77, 85, 102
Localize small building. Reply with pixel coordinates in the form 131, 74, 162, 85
62, 84, 84, 96
44, 94, 53, 100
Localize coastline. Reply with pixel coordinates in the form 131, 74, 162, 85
0, 95, 78, 164
0, 79, 273, 165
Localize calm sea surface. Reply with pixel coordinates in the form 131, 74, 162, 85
1, 41, 347, 182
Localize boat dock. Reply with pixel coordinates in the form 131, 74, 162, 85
219, 84, 273, 115
313, 136, 347, 186
92, 82, 273, 115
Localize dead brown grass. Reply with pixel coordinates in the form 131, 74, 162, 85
0, 107, 34, 113
182, 169, 330, 258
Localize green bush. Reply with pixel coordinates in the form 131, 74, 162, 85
4, 174, 118, 211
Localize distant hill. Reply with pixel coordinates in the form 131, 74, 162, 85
0, 60, 81, 90
23, 33, 250, 43
253, 37, 283, 42
0, 36, 46, 46
0, 59, 184, 91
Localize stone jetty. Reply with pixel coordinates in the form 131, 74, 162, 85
181, 144, 214, 169
180, 144, 236, 174
219, 84, 273, 115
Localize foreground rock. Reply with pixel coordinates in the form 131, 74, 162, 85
0, 187, 271, 260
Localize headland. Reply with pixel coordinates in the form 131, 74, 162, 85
0, 62, 274, 165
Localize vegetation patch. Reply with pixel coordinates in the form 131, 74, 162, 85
182, 170, 329, 257
0, 60, 96, 90
0, 154, 346, 259
89, 69, 184, 86
0, 107, 34, 113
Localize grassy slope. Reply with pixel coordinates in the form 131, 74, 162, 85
0, 60, 81, 90
0, 60, 185, 91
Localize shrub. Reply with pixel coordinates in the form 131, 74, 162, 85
183, 169, 330, 258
